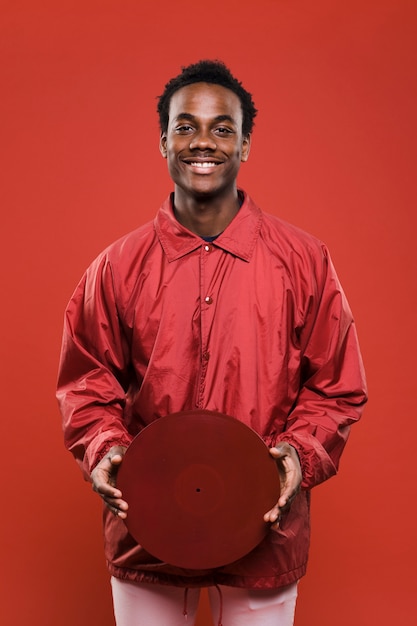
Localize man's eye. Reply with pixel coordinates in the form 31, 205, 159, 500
216, 127, 233, 135
175, 125, 193, 133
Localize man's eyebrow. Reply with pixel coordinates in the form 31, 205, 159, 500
174, 113, 195, 122
174, 113, 238, 125
213, 114, 237, 125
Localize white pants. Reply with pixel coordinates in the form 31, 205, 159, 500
111, 577, 298, 626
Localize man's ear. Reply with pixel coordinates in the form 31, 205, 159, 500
241, 134, 251, 162
160, 133, 167, 158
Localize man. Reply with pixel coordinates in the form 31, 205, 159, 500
57, 60, 367, 626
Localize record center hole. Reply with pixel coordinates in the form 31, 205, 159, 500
196, 488, 201, 492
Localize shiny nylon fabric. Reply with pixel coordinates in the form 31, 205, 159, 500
57, 191, 367, 589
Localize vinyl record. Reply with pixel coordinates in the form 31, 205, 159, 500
117, 410, 280, 569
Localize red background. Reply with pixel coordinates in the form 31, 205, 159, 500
1, 1, 416, 624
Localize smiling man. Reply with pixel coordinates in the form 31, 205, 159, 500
160, 81, 251, 236
57, 60, 367, 626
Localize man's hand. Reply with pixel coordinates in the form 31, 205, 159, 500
91, 445, 128, 519
263, 442, 302, 526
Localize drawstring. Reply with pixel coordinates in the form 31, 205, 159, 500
214, 585, 223, 626
182, 585, 223, 626
183, 587, 189, 620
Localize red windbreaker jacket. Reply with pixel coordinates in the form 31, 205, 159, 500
57, 191, 367, 589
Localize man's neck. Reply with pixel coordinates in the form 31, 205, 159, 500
172, 188, 241, 238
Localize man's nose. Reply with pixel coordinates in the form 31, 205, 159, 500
189, 129, 216, 151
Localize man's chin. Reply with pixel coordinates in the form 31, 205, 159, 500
174, 183, 236, 204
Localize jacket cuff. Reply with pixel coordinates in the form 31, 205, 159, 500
276, 432, 337, 490
85, 433, 133, 475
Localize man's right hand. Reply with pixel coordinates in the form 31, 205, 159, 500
91, 445, 128, 518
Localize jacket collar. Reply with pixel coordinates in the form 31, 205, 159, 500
155, 190, 263, 263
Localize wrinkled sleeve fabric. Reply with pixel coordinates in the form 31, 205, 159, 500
277, 244, 367, 490
57, 254, 132, 479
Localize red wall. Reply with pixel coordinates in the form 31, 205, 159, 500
1, 1, 416, 624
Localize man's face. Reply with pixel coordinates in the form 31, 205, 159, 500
160, 82, 250, 201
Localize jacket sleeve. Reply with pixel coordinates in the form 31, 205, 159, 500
277, 244, 367, 490
57, 254, 133, 479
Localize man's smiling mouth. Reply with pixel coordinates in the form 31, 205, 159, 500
189, 161, 219, 168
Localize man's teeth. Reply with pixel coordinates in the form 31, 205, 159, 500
190, 162, 218, 168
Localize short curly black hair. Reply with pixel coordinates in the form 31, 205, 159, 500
157, 60, 257, 137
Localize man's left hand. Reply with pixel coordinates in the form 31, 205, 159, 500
263, 442, 302, 526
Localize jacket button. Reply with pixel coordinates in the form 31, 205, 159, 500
204, 296, 213, 304
202, 351, 210, 361
204, 244, 212, 252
